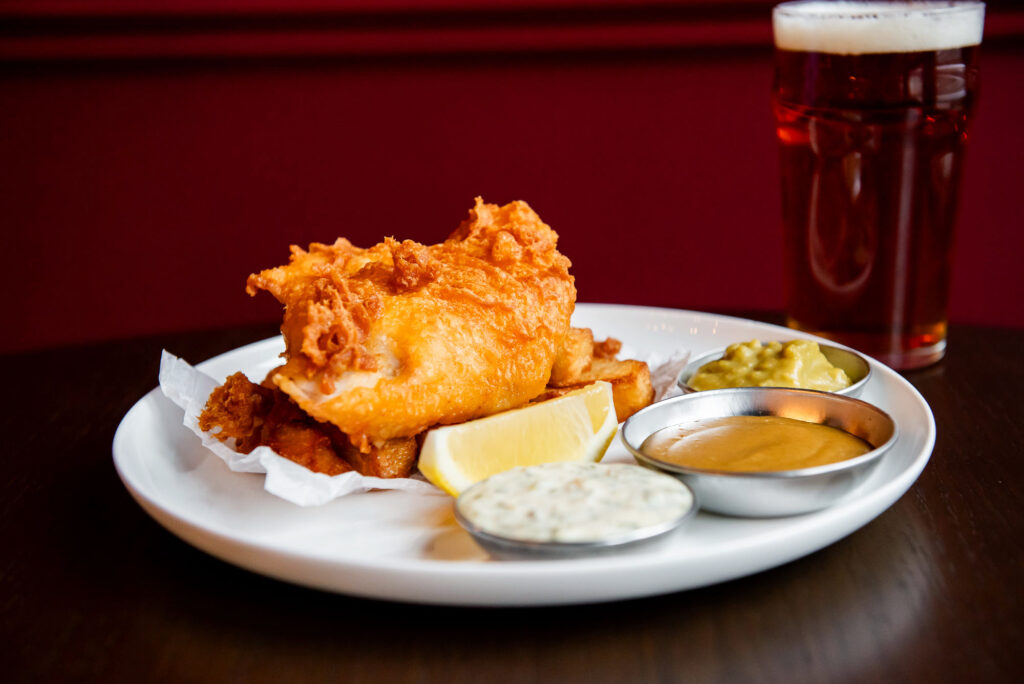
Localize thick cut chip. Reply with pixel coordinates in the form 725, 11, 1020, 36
551, 358, 655, 422
549, 327, 594, 387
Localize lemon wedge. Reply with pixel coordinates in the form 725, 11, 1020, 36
418, 381, 618, 497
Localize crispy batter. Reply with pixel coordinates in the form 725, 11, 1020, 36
198, 372, 274, 451
593, 336, 623, 359
199, 372, 418, 478
199, 372, 352, 475
248, 198, 577, 447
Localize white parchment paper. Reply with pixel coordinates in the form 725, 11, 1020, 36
158, 346, 690, 507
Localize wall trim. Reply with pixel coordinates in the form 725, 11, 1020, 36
0, 1, 1020, 62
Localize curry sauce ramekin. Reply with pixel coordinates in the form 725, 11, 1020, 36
621, 387, 898, 517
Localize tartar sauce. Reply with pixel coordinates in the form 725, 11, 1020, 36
455, 462, 694, 544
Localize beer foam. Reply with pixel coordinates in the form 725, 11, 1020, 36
773, 1, 985, 54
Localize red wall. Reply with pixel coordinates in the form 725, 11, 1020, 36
3, 1, 1023, 354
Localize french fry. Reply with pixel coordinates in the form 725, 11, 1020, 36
570, 357, 654, 422
549, 327, 594, 387
340, 436, 419, 479
541, 330, 654, 422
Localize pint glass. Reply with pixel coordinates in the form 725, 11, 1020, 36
772, 1, 985, 369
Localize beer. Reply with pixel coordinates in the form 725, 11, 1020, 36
772, 2, 984, 369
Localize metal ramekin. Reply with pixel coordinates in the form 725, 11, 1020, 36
621, 387, 898, 517
453, 467, 698, 561
678, 342, 872, 397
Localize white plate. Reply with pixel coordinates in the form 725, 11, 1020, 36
113, 304, 935, 606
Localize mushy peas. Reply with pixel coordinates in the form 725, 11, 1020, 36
688, 339, 851, 392
640, 415, 872, 472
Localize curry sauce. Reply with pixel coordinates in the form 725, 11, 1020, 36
640, 415, 872, 472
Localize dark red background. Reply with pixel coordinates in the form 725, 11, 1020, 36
3, 0, 1022, 354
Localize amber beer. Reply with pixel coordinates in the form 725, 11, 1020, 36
773, 1, 984, 369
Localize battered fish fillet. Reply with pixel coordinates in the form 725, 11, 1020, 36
247, 198, 576, 451
198, 372, 419, 478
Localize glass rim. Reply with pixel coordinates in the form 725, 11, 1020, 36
773, 1, 986, 20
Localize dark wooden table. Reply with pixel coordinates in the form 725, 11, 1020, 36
4, 318, 1022, 683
